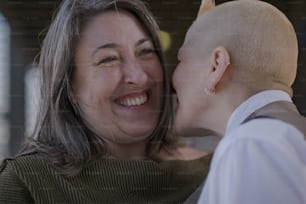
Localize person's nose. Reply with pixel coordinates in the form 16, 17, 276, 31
123, 58, 148, 85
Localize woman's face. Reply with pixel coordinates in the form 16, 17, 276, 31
73, 10, 163, 146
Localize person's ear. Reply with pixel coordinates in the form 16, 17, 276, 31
197, 0, 215, 17
206, 46, 230, 94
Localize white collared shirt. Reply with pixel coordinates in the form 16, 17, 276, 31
198, 90, 306, 204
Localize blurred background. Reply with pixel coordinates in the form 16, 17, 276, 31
0, 0, 305, 159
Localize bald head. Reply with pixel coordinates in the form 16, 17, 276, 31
187, 0, 298, 91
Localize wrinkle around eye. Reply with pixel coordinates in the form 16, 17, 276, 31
95, 56, 120, 67
138, 48, 157, 59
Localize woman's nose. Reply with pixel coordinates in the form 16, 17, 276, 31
123, 59, 149, 85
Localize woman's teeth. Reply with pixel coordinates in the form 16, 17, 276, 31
118, 94, 148, 107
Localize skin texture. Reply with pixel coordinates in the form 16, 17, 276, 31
173, 0, 298, 137
73, 10, 163, 158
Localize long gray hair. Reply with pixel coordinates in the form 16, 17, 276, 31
21, 0, 174, 175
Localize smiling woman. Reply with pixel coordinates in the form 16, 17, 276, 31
0, 0, 211, 203
72, 10, 164, 152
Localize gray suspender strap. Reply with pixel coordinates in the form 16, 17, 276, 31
242, 101, 306, 138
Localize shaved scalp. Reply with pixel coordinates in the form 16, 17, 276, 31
188, 0, 298, 90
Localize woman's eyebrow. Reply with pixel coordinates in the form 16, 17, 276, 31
92, 43, 119, 57
92, 38, 152, 57
136, 38, 151, 46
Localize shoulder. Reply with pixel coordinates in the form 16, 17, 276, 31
0, 154, 37, 202
0, 156, 23, 184
0, 152, 51, 180
225, 118, 304, 147
1, 152, 45, 172
203, 119, 306, 204
213, 118, 306, 165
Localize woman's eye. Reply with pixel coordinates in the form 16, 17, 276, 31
96, 56, 119, 66
139, 48, 156, 57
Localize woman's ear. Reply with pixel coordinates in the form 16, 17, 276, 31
206, 46, 230, 93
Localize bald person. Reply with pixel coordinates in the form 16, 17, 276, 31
173, 0, 306, 203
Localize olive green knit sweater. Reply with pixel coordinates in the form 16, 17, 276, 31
0, 153, 211, 204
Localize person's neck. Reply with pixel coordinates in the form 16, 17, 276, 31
107, 141, 148, 160
200, 88, 252, 137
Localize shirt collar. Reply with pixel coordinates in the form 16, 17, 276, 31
225, 90, 292, 135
